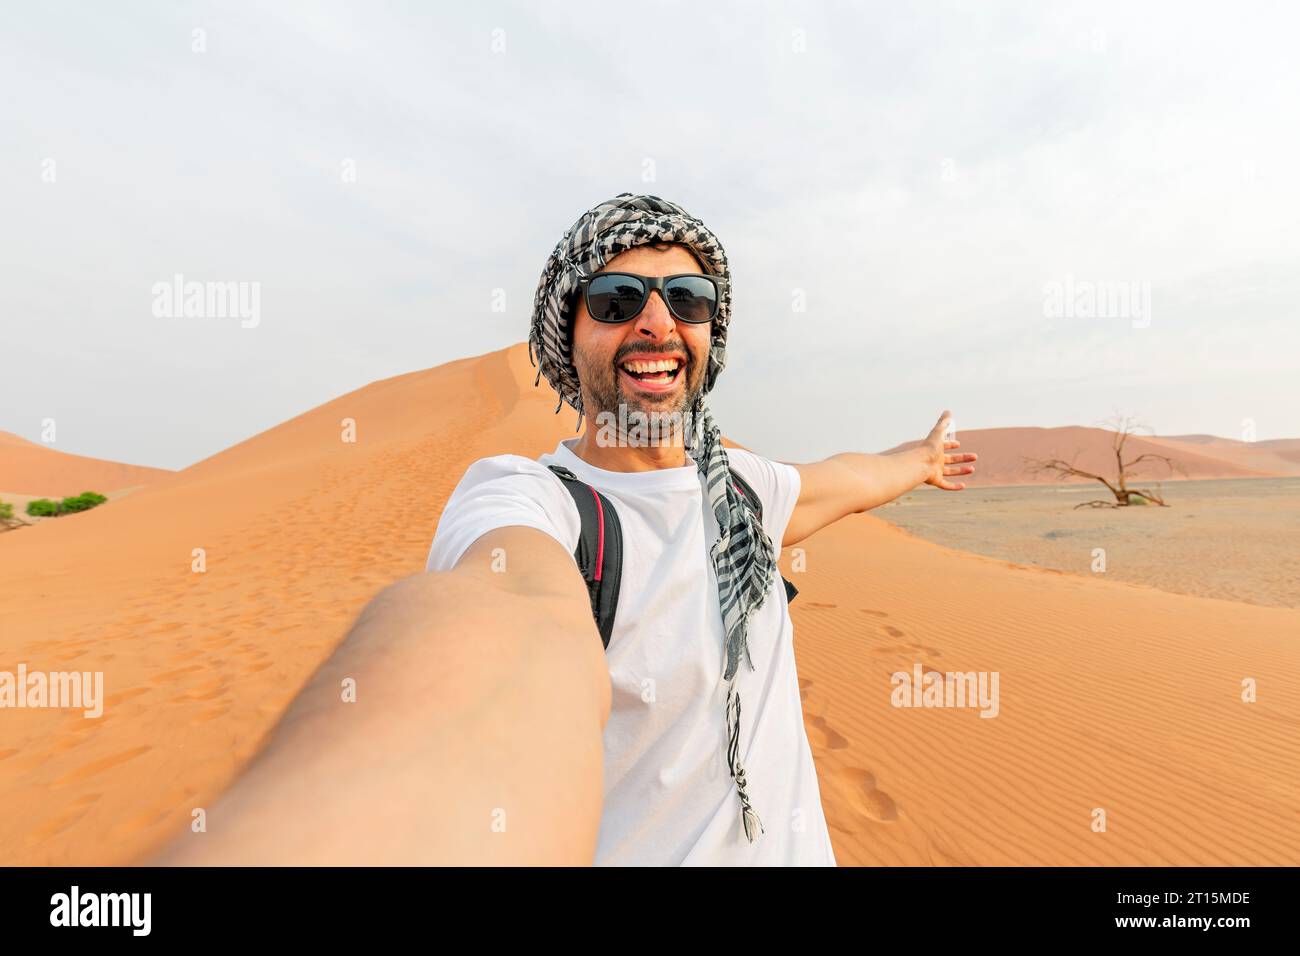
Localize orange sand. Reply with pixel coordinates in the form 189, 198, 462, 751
1, 343, 1297, 865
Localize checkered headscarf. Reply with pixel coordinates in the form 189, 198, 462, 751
528, 193, 778, 844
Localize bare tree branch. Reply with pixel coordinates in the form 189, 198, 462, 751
1025, 415, 1181, 507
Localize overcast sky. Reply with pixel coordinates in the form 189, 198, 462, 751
2, 0, 1297, 471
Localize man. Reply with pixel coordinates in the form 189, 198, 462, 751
154, 193, 974, 867
425, 193, 975, 866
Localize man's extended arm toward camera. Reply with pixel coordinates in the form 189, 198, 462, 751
151, 526, 610, 866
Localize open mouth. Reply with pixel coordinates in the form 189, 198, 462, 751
617, 356, 684, 392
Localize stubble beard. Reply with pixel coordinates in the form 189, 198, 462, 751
576, 346, 705, 448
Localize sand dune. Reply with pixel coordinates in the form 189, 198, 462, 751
0, 430, 172, 498
883, 425, 1298, 487
1255, 438, 1300, 465
1151, 434, 1300, 475
1, 342, 1297, 865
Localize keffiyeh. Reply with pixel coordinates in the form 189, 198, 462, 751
527, 193, 778, 843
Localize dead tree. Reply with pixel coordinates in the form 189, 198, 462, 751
1025, 415, 1185, 508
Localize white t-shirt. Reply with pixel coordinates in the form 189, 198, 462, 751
426, 436, 837, 867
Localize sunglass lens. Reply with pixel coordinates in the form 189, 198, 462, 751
665, 276, 718, 323
586, 274, 646, 322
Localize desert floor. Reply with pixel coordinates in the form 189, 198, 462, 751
875, 477, 1300, 609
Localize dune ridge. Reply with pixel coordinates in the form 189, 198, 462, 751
0, 430, 173, 498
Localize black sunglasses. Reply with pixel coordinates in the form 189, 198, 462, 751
569, 262, 727, 324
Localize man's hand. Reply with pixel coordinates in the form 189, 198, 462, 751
921, 410, 978, 491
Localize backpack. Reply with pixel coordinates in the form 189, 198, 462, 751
546, 463, 799, 649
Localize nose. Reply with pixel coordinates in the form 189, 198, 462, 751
633, 288, 676, 339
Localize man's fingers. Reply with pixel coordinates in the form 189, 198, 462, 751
929, 410, 953, 439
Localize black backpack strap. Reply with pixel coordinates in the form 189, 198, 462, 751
728, 469, 764, 522
727, 468, 800, 605
546, 465, 623, 649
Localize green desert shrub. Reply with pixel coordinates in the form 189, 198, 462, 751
60, 491, 108, 514
25, 492, 107, 517
0, 501, 12, 522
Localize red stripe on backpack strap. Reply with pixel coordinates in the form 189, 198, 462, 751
589, 486, 605, 582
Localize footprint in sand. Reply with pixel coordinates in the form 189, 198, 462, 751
107, 804, 182, 840
806, 714, 849, 750
884, 625, 905, 637
53, 746, 152, 787
148, 665, 204, 684
858, 608, 890, 618
105, 687, 152, 707
26, 792, 104, 842
192, 702, 231, 724
871, 642, 941, 658
42, 735, 92, 757
802, 601, 837, 610
841, 767, 898, 822
177, 678, 228, 702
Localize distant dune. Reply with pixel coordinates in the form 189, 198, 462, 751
1151, 433, 1300, 474
882, 425, 1299, 487
1, 342, 1296, 866
0, 430, 172, 498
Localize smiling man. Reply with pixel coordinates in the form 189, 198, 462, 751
154, 193, 974, 868
425, 193, 977, 865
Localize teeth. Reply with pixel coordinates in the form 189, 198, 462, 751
621, 358, 680, 373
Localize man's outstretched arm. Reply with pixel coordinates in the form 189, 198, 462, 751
151, 526, 611, 866
782, 410, 978, 548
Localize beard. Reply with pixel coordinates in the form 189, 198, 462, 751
574, 342, 705, 448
